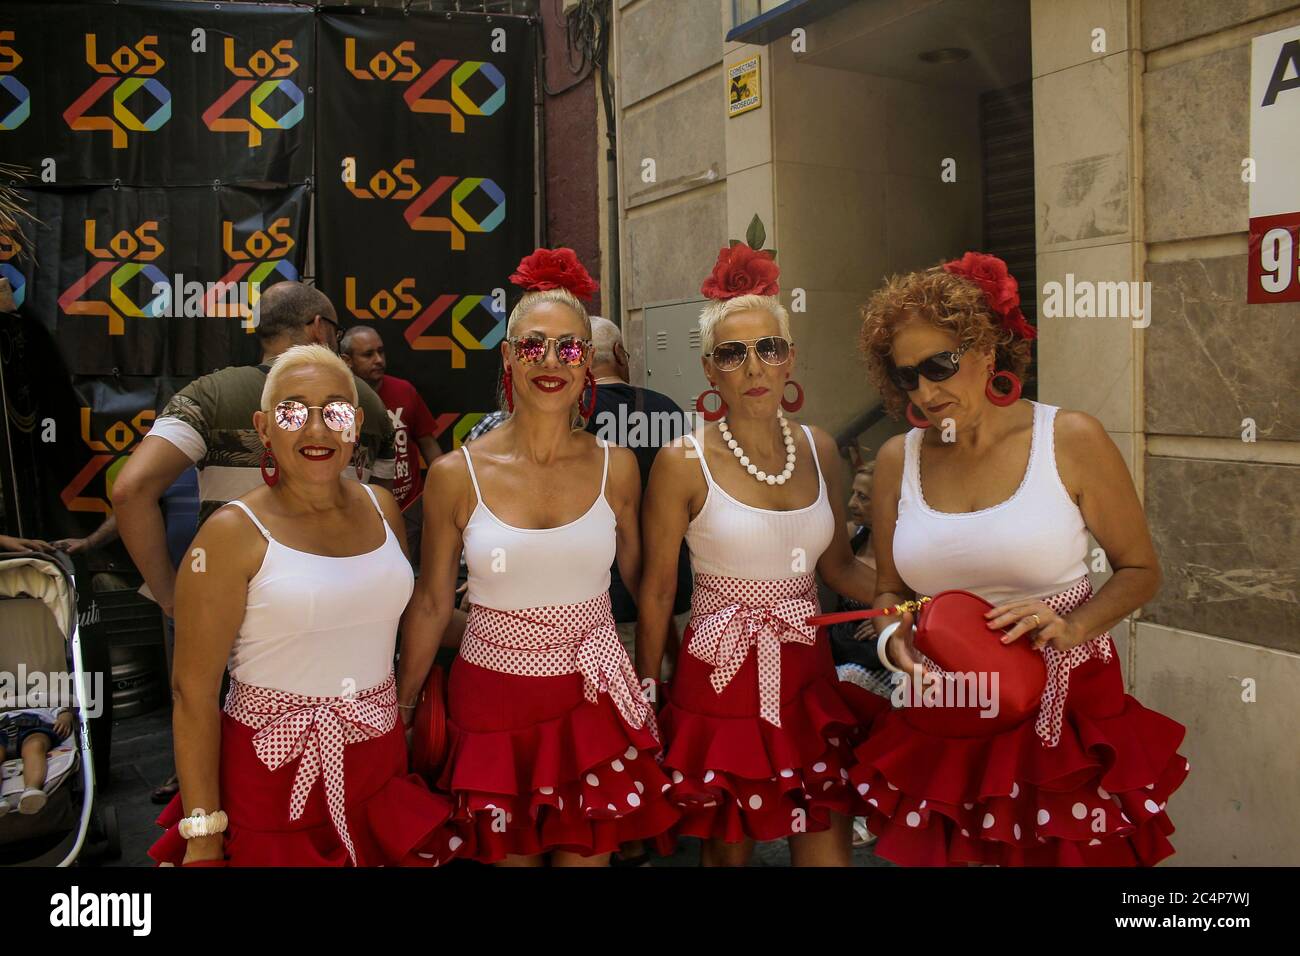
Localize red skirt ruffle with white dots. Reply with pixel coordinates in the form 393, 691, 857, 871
149, 681, 458, 867
659, 573, 889, 843
439, 594, 680, 862
850, 586, 1188, 866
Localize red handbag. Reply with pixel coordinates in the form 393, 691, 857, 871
409, 664, 449, 785
809, 590, 1046, 736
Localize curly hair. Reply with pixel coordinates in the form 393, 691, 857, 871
858, 263, 1032, 418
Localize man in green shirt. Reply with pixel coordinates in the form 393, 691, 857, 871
114, 281, 396, 617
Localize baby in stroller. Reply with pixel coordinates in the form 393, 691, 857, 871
0, 705, 75, 814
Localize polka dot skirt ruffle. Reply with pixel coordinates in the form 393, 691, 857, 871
660, 573, 888, 843
849, 581, 1189, 866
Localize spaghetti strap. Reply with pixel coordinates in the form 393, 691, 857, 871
460, 445, 483, 506
359, 482, 386, 518
684, 433, 716, 488
801, 425, 827, 497
224, 499, 273, 542
598, 439, 610, 495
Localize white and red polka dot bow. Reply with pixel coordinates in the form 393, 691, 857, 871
226, 674, 397, 865
688, 574, 820, 727
459, 593, 655, 738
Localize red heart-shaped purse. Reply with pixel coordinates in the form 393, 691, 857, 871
409, 664, 449, 785
809, 590, 1046, 737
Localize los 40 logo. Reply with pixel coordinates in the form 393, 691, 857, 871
0, 31, 30, 130
340, 157, 504, 251
63, 407, 156, 515
343, 35, 506, 132
63, 35, 170, 148
344, 276, 505, 368
57, 220, 167, 334
203, 37, 304, 147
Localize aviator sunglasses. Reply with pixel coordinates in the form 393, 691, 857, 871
509, 334, 592, 367
707, 335, 792, 372
273, 400, 357, 434
887, 341, 973, 392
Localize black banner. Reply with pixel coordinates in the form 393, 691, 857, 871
0, 0, 314, 186
10, 185, 309, 377
315, 8, 536, 450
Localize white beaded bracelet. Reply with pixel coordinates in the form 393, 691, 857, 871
178, 808, 228, 840
876, 621, 905, 674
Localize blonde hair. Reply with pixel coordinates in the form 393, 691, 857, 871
698, 293, 792, 356
506, 288, 592, 339
261, 344, 358, 411
502, 289, 595, 428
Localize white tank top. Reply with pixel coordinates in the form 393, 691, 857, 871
461, 440, 616, 611
892, 401, 1090, 605
683, 424, 835, 581
222, 483, 414, 698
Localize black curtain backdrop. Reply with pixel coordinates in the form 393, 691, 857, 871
0, 1, 537, 539
315, 8, 536, 450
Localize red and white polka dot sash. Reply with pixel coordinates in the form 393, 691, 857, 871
223, 674, 397, 865
459, 592, 656, 738
688, 573, 821, 727
913, 577, 1112, 747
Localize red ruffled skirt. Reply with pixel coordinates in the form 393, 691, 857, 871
660, 623, 888, 843
149, 714, 458, 867
439, 660, 680, 862
851, 651, 1188, 866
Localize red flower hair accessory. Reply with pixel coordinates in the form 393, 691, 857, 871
701, 214, 780, 300
942, 251, 1037, 341
509, 247, 599, 301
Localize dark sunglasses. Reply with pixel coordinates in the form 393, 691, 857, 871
708, 335, 792, 372
273, 400, 357, 434
317, 315, 344, 347
509, 334, 592, 367
887, 342, 972, 392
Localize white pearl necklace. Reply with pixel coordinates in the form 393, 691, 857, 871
719, 411, 797, 485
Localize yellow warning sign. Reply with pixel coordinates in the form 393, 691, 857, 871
727, 54, 761, 118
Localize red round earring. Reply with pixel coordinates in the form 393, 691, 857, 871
260, 448, 279, 487
781, 379, 804, 413
503, 366, 514, 412
695, 388, 727, 423
580, 370, 597, 419
985, 370, 1022, 407
905, 404, 932, 429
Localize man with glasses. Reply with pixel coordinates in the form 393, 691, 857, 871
112, 280, 396, 804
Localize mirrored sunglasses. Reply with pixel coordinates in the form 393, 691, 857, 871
509, 334, 592, 367
273, 400, 357, 433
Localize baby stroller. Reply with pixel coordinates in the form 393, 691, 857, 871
0, 546, 118, 865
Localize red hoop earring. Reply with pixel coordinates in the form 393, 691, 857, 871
985, 370, 1022, 407
503, 366, 514, 412
905, 404, 931, 429
580, 370, 597, 419
695, 388, 727, 422
781, 379, 804, 413
260, 448, 279, 487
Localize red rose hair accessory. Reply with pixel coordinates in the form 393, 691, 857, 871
701, 214, 780, 300
509, 247, 600, 301
942, 251, 1037, 341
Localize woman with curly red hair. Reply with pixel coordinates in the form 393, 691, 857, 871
638, 226, 886, 866
846, 252, 1188, 866
396, 248, 678, 866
